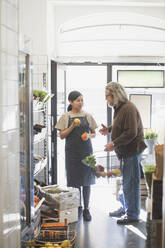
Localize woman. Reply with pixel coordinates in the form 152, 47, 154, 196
55, 91, 98, 221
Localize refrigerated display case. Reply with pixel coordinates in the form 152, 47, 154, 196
19, 52, 34, 240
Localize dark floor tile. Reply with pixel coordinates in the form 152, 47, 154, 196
70, 183, 146, 248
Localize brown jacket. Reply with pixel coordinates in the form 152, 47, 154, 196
111, 100, 147, 159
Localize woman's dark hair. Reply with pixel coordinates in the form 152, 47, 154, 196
67, 90, 82, 111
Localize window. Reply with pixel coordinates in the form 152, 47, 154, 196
129, 94, 152, 128
117, 70, 164, 88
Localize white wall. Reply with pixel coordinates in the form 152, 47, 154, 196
47, 3, 56, 58
0, 0, 21, 247
19, 0, 47, 55
54, 5, 165, 26
19, 0, 57, 59
54, 5, 165, 61
19, 1, 165, 60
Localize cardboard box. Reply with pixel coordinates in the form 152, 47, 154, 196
40, 185, 80, 211
59, 207, 78, 224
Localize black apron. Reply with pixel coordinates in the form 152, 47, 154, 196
65, 115, 95, 187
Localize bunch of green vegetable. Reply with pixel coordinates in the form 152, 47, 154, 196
47, 189, 69, 194
33, 90, 48, 102
143, 165, 156, 195
82, 154, 97, 171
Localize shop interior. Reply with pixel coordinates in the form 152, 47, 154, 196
0, 0, 165, 248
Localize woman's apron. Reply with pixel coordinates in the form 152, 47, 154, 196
65, 115, 95, 187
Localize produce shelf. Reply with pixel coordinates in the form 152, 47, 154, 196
34, 128, 47, 144
34, 157, 47, 176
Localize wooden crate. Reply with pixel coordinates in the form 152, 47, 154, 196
151, 174, 162, 220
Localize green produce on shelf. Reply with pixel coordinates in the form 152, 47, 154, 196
47, 189, 69, 194
143, 165, 156, 195
33, 90, 47, 101
33, 89, 54, 104
33, 89, 39, 98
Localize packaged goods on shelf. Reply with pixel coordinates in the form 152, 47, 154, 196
33, 156, 47, 176
39, 185, 80, 211
34, 127, 47, 143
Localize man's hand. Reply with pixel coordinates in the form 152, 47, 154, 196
99, 124, 108, 136
104, 141, 114, 152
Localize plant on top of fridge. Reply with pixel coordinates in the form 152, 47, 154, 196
144, 128, 158, 140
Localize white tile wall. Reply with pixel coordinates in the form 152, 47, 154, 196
1, 0, 17, 31
0, 0, 20, 247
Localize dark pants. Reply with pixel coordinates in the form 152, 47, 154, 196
78, 186, 91, 209
119, 153, 142, 219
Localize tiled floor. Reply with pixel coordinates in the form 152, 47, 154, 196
71, 179, 147, 248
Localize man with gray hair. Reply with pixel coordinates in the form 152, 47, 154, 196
99, 82, 146, 225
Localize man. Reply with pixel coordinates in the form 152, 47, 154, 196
99, 82, 146, 225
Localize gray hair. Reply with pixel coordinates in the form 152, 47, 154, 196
106, 82, 128, 105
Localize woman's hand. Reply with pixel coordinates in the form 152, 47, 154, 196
60, 122, 77, 139
81, 131, 96, 141
81, 132, 89, 141
99, 124, 109, 136
104, 141, 114, 152
71, 121, 80, 128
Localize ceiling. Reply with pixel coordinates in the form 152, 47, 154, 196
49, 0, 165, 7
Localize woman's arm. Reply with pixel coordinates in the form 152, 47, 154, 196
81, 129, 96, 141
89, 129, 96, 138
59, 121, 79, 139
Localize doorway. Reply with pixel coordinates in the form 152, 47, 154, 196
56, 65, 108, 185
55, 63, 165, 185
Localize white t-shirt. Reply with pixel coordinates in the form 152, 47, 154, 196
55, 111, 98, 131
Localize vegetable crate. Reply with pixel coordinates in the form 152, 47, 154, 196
26, 231, 75, 247
25, 220, 76, 248
37, 219, 75, 247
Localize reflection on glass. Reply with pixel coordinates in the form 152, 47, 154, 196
19, 53, 28, 230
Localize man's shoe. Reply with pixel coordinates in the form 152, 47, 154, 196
109, 208, 125, 217
117, 216, 139, 225
83, 209, 92, 221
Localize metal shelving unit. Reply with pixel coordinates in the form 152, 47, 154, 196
33, 104, 49, 185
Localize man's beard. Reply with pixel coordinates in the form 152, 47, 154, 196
108, 102, 114, 108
